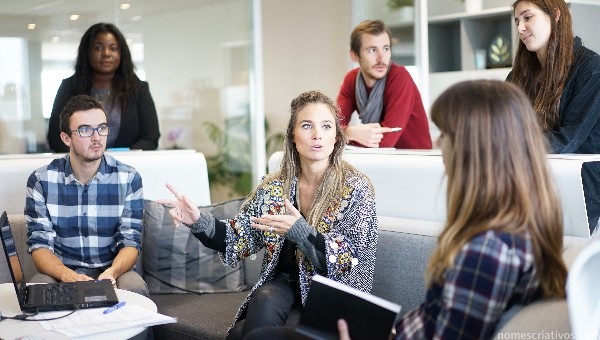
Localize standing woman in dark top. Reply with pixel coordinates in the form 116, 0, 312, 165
47, 22, 160, 152
508, 0, 600, 235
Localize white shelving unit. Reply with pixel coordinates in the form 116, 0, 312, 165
427, 2, 514, 108
428, 6, 513, 72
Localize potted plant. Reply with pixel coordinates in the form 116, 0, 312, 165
202, 114, 284, 201
387, 0, 414, 10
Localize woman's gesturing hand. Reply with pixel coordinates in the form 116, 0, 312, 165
156, 183, 201, 226
250, 199, 301, 235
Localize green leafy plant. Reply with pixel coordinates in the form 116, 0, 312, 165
387, 0, 414, 10
488, 35, 511, 68
265, 119, 285, 159
203, 117, 252, 197
203, 115, 284, 198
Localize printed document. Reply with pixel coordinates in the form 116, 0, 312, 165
34, 304, 176, 338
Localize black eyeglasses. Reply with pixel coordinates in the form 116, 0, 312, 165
69, 125, 110, 137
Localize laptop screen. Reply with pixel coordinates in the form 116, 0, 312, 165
0, 211, 28, 308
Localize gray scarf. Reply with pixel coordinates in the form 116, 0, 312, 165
355, 68, 388, 124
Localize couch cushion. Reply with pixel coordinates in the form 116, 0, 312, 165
142, 199, 246, 294
377, 216, 444, 236
492, 299, 571, 339
372, 216, 443, 317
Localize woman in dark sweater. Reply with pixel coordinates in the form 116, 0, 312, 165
508, 0, 600, 235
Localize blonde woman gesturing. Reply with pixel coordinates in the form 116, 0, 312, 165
159, 90, 378, 339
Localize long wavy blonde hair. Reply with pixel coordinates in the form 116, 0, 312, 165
428, 80, 567, 298
252, 90, 351, 227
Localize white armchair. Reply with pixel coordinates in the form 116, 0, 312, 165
567, 240, 600, 340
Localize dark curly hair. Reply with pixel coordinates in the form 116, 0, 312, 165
73, 22, 139, 113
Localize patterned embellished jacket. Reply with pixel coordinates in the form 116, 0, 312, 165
217, 163, 378, 328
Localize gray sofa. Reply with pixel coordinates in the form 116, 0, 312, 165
1, 213, 588, 339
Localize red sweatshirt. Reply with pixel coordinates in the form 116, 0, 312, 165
337, 63, 432, 149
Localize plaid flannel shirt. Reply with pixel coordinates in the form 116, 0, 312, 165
25, 154, 143, 269
395, 230, 540, 339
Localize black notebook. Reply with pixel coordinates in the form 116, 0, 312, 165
0, 211, 119, 313
296, 274, 402, 340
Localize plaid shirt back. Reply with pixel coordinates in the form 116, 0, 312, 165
395, 230, 539, 339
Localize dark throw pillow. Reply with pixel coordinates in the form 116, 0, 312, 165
142, 198, 246, 294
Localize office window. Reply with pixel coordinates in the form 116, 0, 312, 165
0, 0, 260, 202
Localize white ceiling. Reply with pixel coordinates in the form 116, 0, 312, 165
0, 0, 222, 44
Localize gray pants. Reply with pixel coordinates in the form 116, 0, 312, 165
31, 268, 149, 297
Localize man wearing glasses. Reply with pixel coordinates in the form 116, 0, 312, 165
24, 95, 148, 296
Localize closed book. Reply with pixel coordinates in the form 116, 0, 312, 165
296, 275, 401, 340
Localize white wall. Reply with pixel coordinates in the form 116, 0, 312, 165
140, 0, 354, 154
142, 0, 251, 153
261, 0, 351, 134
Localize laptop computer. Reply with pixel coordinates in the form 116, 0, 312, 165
0, 211, 119, 313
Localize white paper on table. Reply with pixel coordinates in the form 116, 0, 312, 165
34, 304, 176, 338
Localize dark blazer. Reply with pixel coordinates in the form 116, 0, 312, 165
551, 37, 600, 233
47, 75, 160, 152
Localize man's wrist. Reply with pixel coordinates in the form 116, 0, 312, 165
59, 266, 76, 282
344, 126, 356, 143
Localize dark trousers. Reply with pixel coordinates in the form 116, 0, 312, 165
227, 277, 302, 340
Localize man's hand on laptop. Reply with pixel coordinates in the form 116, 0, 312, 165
61, 269, 93, 282
98, 271, 117, 288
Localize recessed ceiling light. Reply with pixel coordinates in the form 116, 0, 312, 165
120, 3, 131, 10
126, 38, 132, 45
27, 24, 36, 30
52, 37, 60, 43
70, 14, 80, 21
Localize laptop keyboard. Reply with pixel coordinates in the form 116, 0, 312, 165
42, 283, 78, 305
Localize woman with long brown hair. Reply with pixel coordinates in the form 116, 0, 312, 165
508, 0, 600, 235
391, 80, 567, 338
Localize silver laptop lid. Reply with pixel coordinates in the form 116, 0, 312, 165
0, 211, 29, 309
